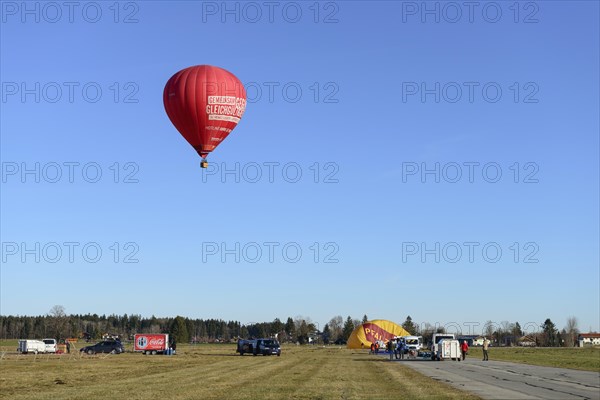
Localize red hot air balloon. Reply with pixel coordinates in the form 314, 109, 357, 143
163, 65, 247, 168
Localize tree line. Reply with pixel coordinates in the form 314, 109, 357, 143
0, 307, 363, 345
0, 306, 324, 344
0, 307, 583, 347
395, 316, 582, 348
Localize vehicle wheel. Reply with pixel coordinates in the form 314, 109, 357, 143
87, 349, 94, 355
111, 349, 117, 354
151, 350, 157, 355
277, 353, 281, 357
239, 351, 244, 356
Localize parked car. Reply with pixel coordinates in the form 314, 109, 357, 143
80, 340, 125, 355
237, 338, 281, 356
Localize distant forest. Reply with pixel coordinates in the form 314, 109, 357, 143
0, 313, 296, 343
0, 307, 330, 344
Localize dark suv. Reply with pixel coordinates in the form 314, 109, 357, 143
81, 340, 125, 355
237, 338, 281, 356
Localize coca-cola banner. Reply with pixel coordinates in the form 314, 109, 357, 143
134, 334, 168, 351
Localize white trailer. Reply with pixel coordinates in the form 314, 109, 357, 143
436, 339, 461, 361
431, 333, 456, 360
18, 340, 46, 354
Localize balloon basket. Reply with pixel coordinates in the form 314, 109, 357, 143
200, 160, 208, 169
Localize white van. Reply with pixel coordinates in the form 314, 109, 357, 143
43, 338, 57, 353
402, 336, 423, 352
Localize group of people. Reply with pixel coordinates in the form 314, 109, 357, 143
373, 338, 412, 360
460, 337, 491, 361
369, 336, 491, 361
369, 342, 380, 354
393, 338, 408, 360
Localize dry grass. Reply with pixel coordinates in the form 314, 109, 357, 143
0, 343, 479, 400
466, 346, 600, 372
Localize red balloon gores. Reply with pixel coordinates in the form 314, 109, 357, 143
163, 65, 247, 159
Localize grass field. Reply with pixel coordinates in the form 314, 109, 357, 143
465, 346, 600, 372
2, 341, 598, 400
0, 342, 479, 400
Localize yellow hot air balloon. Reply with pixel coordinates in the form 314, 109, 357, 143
347, 320, 410, 349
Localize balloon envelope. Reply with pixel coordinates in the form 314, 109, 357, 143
346, 320, 410, 349
163, 65, 247, 159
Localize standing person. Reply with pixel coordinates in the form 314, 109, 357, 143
370, 342, 375, 354
171, 338, 177, 355
387, 339, 394, 360
482, 337, 490, 361
461, 340, 469, 361
375, 342, 380, 354
394, 339, 400, 359
398, 339, 405, 360
66, 340, 71, 354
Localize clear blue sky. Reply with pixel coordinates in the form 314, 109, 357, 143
1, 1, 599, 335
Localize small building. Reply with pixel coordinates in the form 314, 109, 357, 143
578, 333, 600, 347
518, 334, 537, 347
308, 330, 322, 344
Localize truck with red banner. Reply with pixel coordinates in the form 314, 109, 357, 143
134, 333, 170, 355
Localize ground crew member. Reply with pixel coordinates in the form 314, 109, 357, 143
461, 340, 469, 360
398, 339, 405, 360
482, 337, 490, 361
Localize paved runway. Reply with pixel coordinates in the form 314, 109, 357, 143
399, 358, 600, 399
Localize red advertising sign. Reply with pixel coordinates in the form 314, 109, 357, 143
134, 334, 168, 351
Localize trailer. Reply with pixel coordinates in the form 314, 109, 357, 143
18, 339, 46, 354
431, 333, 456, 361
436, 339, 461, 361
134, 333, 170, 355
